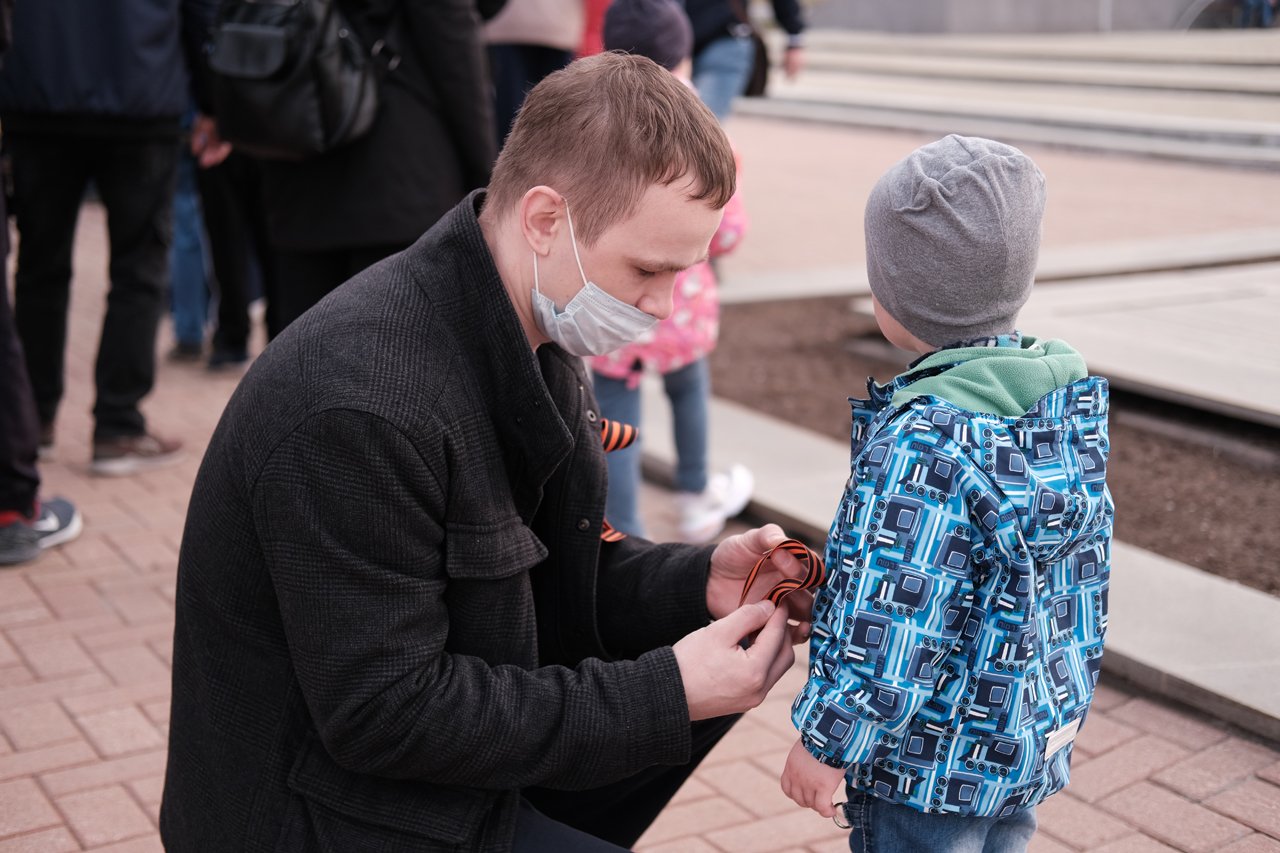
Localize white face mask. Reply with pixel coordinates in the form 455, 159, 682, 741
531, 202, 658, 357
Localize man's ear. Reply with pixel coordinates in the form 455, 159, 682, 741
519, 186, 565, 257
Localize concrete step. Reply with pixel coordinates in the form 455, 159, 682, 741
734, 97, 1280, 168
758, 70, 1280, 134
720, 228, 1280, 304
637, 378, 1280, 742
795, 28, 1280, 67
797, 50, 1280, 96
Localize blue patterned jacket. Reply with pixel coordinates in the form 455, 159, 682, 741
792, 336, 1113, 818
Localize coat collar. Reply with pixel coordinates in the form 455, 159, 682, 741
404, 190, 576, 502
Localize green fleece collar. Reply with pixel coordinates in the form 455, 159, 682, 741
890, 335, 1088, 417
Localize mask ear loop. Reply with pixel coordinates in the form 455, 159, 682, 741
563, 201, 591, 286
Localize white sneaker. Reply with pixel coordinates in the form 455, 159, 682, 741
676, 464, 755, 543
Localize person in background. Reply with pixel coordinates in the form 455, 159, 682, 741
1239, 0, 1274, 27
591, 0, 753, 543
197, 150, 279, 368
0, 0, 84, 565
484, 0, 586, 148
0, 244, 83, 566
168, 107, 212, 363
263, 0, 495, 330
579, 0, 612, 57
684, 0, 805, 121
0, 0, 219, 475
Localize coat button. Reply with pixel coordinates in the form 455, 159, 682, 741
586, 409, 598, 423
577, 518, 591, 531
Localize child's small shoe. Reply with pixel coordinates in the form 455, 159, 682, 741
676, 464, 754, 543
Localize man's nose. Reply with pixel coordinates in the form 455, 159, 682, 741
638, 276, 676, 321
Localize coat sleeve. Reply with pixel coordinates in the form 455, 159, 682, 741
791, 433, 979, 768
769, 0, 805, 39
400, 0, 496, 190
594, 537, 716, 660
253, 409, 691, 790
180, 0, 219, 112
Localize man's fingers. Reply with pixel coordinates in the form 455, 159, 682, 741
747, 601, 790, 656
713, 600, 775, 645
787, 620, 811, 647
783, 588, 814, 621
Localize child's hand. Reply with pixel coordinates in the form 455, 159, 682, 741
781, 738, 846, 819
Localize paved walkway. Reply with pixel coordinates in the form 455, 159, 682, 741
3, 124, 1280, 849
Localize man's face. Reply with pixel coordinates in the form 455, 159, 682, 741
543, 176, 724, 322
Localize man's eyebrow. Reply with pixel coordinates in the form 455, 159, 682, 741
633, 253, 710, 273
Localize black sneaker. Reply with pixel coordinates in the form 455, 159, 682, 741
0, 497, 83, 566
91, 432, 184, 476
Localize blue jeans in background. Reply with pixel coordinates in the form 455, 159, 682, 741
844, 790, 1037, 853
1240, 0, 1274, 26
170, 152, 209, 348
592, 358, 711, 538
692, 34, 755, 122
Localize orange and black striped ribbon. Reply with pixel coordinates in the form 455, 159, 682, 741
600, 418, 638, 453
599, 418, 639, 541
738, 538, 827, 607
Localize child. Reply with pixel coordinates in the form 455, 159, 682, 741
591, 0, 753, 543
781, 135, 1114, 853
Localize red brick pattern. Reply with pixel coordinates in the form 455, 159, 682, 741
5, 164, 1280, 850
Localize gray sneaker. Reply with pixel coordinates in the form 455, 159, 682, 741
0, 497, 83, 566
91, 432, 184, 477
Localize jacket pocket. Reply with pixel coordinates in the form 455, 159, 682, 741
286, 736, 494, 844
443, 517, 547, 581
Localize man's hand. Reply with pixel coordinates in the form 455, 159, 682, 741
781, 738, 845, 818
708, 524, 813, 638
190, 114, 232, 168
673, 600, 794, 720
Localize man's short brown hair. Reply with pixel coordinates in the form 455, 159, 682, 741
484, 52, 736, 245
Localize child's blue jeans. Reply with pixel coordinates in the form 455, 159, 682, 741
843, 789, 1037, 853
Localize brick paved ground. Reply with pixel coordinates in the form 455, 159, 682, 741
4, 128, 1280, 849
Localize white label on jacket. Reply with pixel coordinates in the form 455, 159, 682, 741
1045, 717, 1082, 759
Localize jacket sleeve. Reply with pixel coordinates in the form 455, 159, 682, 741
594, 537, 716, 660
253, 409, 691, 791
401, 0, 496, 190
791, 433, 979, 768
769, 0, 805, 39
180, 0, 219, 113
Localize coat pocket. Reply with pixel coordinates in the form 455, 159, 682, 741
443, 517, 547, 581
286, 735, 495, 844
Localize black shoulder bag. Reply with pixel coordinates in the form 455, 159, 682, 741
206, 0, 397, 160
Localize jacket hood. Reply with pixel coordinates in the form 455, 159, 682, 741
857, 342, 1109, 564
891, 336, 1087, 418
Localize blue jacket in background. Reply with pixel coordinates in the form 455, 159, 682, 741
0, 0, 216, 136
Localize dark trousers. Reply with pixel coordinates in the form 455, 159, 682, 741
275, 245, 404, 332
517, 714, 739, 850
197, 152, 281, 349
487, 44, 574, 149
0, 181, 41, 515
9, 132, 178, 439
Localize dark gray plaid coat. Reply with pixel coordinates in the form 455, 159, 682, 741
160, 192, 716, 851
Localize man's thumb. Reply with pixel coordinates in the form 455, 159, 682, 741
714, 600, 776, 643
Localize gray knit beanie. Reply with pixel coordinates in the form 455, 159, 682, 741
603, 0, 694, 71
865, 135, 1046, 347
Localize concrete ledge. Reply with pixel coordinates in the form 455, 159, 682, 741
638, 377, 1280, 742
